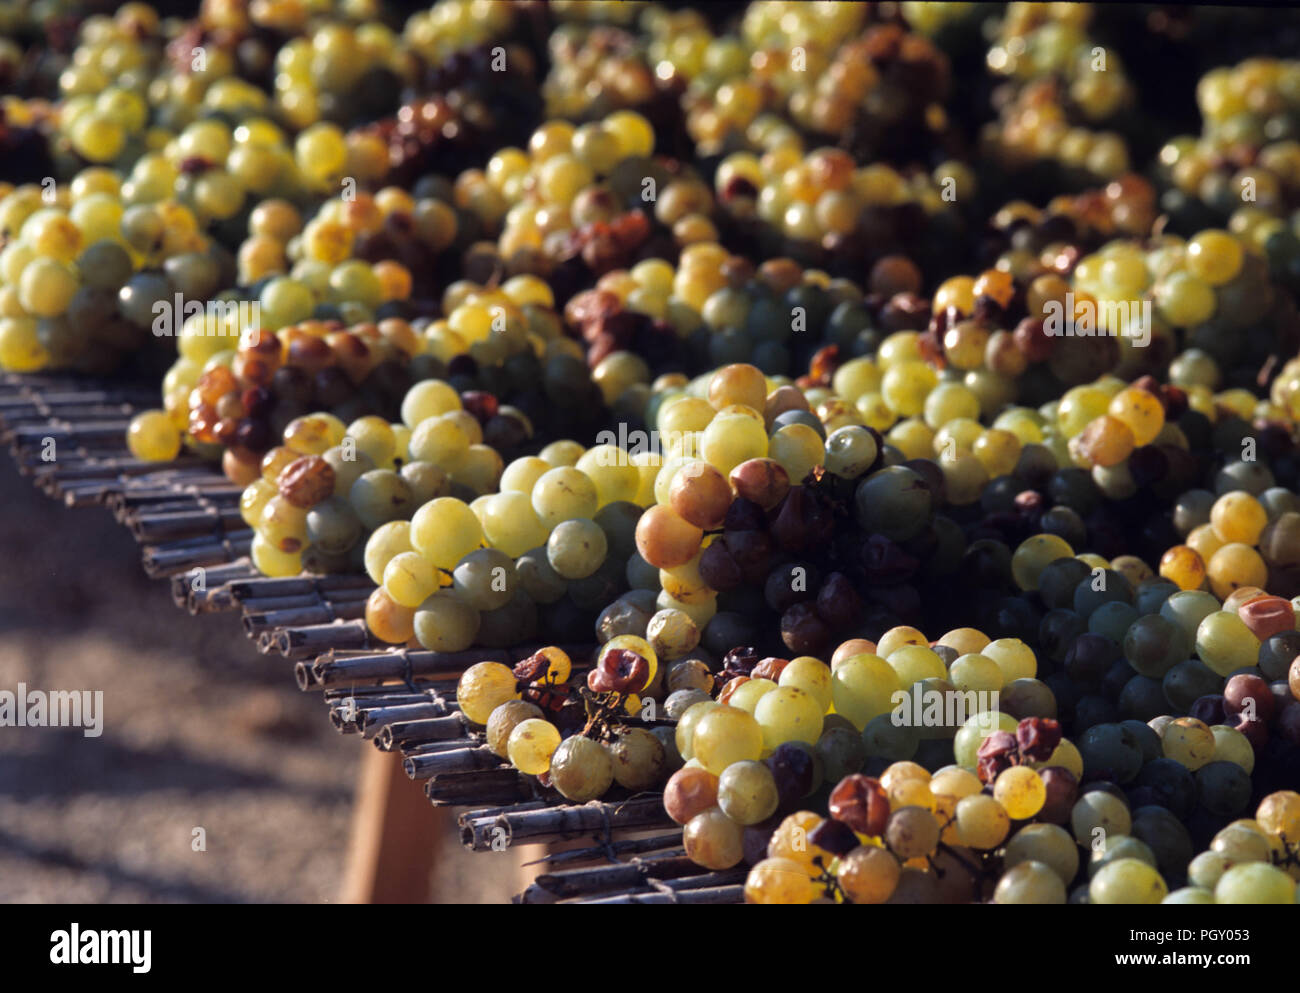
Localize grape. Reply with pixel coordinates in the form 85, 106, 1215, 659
669, 460, 732, 530
1195, 610, 1261, 676
365, 588, 415, 645
854, 467, 932, 541
1071, 790, 1131, 846
383, 551, 438, 608
1003, 824, 1079, 884
836, 846, 901, 904
544, 518, 608, 580
1195, 761, 1252, 816
414, 593, 480, 654
885, 806, 940, 859
456, 662, 520, 725
507, 719, 561, 775
479, 492, 549, 558
994, 861, 1067, 904
684, 807, 745, 870
675, 700, 721, 761
747, 857, 820, 904
1256, 791, 1300, 840
830, 654, 900, 730
664, 766, 720, 825
550, 736, 614, 802
728, 678, 778, 714
486, 699, 544, 758
531, 466, 598, 530
955, 794, 1010, 849
635, 505, 703, 569
1214, 863, 1296, 904
645, 608, 700, 663
994, 766, 1047, 819
452, 548, 516, 611
754, 686, 825, 750
1089, 858, 1168, 904
127, 410, 182, 462
608, 728, 667, 791
717, 760, 780, 825
692, 705, 764, 775
410, 497, 483, 570
1161, 717, 1216, 771
350, 470, 414, 531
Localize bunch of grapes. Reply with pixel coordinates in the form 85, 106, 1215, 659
459, 639, 675, 804
980, 3, 1135, 184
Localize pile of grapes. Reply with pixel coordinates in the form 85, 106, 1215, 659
5, 0, 1300, 904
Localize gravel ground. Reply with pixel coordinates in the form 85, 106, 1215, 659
0, 455, 521, 903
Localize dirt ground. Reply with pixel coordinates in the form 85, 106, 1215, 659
0, 455, 521, 903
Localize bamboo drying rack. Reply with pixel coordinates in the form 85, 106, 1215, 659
0, 372, 740, 904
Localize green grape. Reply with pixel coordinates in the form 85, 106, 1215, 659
854, 466, 932, 542
480, 491, 549, 558
499, 455, 552, 495
347, 416, 398, 466
754, 685, 825, 750
1187, 850, 1233, 891
410, 497, 483, 570
550, 736, 614, 802
1089, 858, 1168, 904
675, 699, 721, 761
531, 466, 598, 530
126, 410, 181, 461
455, 662, 519, 726
727, 677, 778, 714
646, 608, 701, 662
886, 645, 947, 687
575, 446, 640, 506
1162, 886, 1215, 904
364, 521, 412, 585
240, 479, 277, 529
259, 276, 314, 329
1070, 791, 1132, 845
983, 638, 1037, 682
507, 718, 561, 775
830, 654, 900, 730
692, 705, 764, 775
258, 494, 308, 553
383, 551, 438, 608
717, 760, 779, 825
701, 409, 769, 475
452, 548, 516, 611
251, 533, 301, 577
349, 469, 414, 530
994, 861, 1067, 904
949, 653, 1004, 693
409, 412, 473, 466
1195, 610, 1260, 676
486, 699, 543, 758
608, 728, 667, 790
400, 380, 461, 430
515, 546, 567, 604
861, 714, 919, 760
1214, 863, 1296, 904
1002, 823, 1079, 884
955, 794, 1010, 849
19, 258, 79, 317
306, 497, 362, 554
778, 657, 833, 711
546, 518, 608, 580
413, 592, 480, 654
401, 461, 449, 505
824, 425, 879, 479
